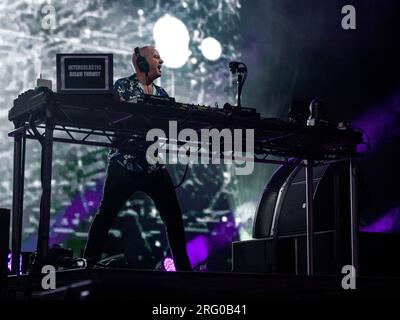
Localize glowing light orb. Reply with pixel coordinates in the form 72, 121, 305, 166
153, 15, 191, 69
200, 37, 222, 61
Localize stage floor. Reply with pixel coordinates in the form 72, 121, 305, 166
6, 267, 400, 301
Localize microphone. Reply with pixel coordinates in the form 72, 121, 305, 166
229, 61, 248, 108
229, 61, 247, 73
307, 99, 328, 127
229, 61, 240, 73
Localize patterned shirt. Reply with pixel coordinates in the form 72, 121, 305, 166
109, 74, 169, 173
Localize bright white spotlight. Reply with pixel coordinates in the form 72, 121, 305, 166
200, 37, 222, 61
153, 15, 191, 69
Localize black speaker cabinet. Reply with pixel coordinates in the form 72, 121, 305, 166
253, 160, 352, 239
234, 161, 400, 276
233, 231, 400, 276
232, 231, 337, 275
232, 162, 400, 276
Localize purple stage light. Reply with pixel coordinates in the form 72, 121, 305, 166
354, 93, 400, 152
162, 221, 237, 271
20, 178, 105, 252
360, 206, 400, 233
186, 214, 238, 268
163, 257, 176, 272
46, 180, 104, 247
7, 253, 22, 274
186, 235, 209, 268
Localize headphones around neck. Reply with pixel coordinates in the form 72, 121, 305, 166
134, 47, 150, 74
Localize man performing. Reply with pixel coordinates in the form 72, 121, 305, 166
83, 46, 192, 271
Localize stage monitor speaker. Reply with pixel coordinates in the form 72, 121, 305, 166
252, 160, 299, 238
235, 160, 371, 275
253, 160, 351, 239
232, 232, 336, 275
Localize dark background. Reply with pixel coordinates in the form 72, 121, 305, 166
240, 0, 400, 226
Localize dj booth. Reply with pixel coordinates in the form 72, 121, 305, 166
5, 52, 363, 277
7, 85, 363, 276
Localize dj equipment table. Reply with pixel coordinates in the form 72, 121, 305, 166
8, 87, 362, 275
